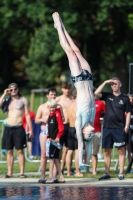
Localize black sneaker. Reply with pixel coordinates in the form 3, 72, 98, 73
86, 166, 91, 174
53, 178, 59, 183
99, 173, 111, 180
71, 169, 75, 175
118, 174, 124, 180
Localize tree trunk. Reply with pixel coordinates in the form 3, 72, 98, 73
114, 54, 128, 93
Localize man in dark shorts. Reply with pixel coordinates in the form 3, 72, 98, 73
66, 90, 83, 176
0, 83, 33, 178
95, 77, 131, 180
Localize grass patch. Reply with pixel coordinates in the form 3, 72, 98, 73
0, 154, 131, 178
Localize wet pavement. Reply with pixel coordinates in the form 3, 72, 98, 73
0, 177, 133, 187
0, 177, 133, 199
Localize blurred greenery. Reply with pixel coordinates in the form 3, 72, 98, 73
0, 0, 133, 92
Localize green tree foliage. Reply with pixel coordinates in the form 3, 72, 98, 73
24, 25, 64, 88
0, 0, 133, 92
92, 0, 133, 91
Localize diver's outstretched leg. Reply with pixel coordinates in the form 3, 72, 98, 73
75, 118, 84, 167
60, 18, 91, 73
52, 12, 82, 76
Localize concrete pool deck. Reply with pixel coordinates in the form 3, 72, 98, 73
0, 177, 133, 187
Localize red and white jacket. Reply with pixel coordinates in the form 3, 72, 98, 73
48, 108, 64, 139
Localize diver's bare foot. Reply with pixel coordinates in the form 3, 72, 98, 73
52, 12, 62, 29
74, 173, 83, 177
59, 15, 65, 29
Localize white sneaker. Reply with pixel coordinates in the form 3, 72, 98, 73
29, 155, 34, 160
118, 174, 124, 180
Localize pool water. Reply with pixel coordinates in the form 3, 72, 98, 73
0, 186, 133, 200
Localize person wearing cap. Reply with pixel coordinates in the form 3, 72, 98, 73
0, 83, 33, 178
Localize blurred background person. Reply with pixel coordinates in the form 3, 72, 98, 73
91, 90, 106, 175
22, 102, 35, 160
125, 94, 133, 167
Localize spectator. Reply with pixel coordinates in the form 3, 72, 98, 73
35, 87, 63, 183
92, 95, 106, 175
0, 83, 33, 178
66, 89, 83, 176
126, 94, 133, 164
46, 99, 65, 183
95, 77, 131, 180
22, 104, 35, 160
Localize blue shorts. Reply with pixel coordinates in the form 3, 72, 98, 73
40, 130, 46, 135
102, 128, 126, 149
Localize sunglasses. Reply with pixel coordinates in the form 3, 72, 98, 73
10, 88, 17, 92
111, 82, 117, 86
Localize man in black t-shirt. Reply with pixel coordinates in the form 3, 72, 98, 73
94, 77, 131, 180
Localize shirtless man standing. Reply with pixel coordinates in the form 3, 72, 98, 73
52, 12, 95, 169
66, 89, 83, 176
56, 82, 72, 172
35, 87, 63, 183
0, 83, 33, 178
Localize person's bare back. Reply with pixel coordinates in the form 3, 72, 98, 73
67, 99, 76, 127
56, 95, 72, 124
